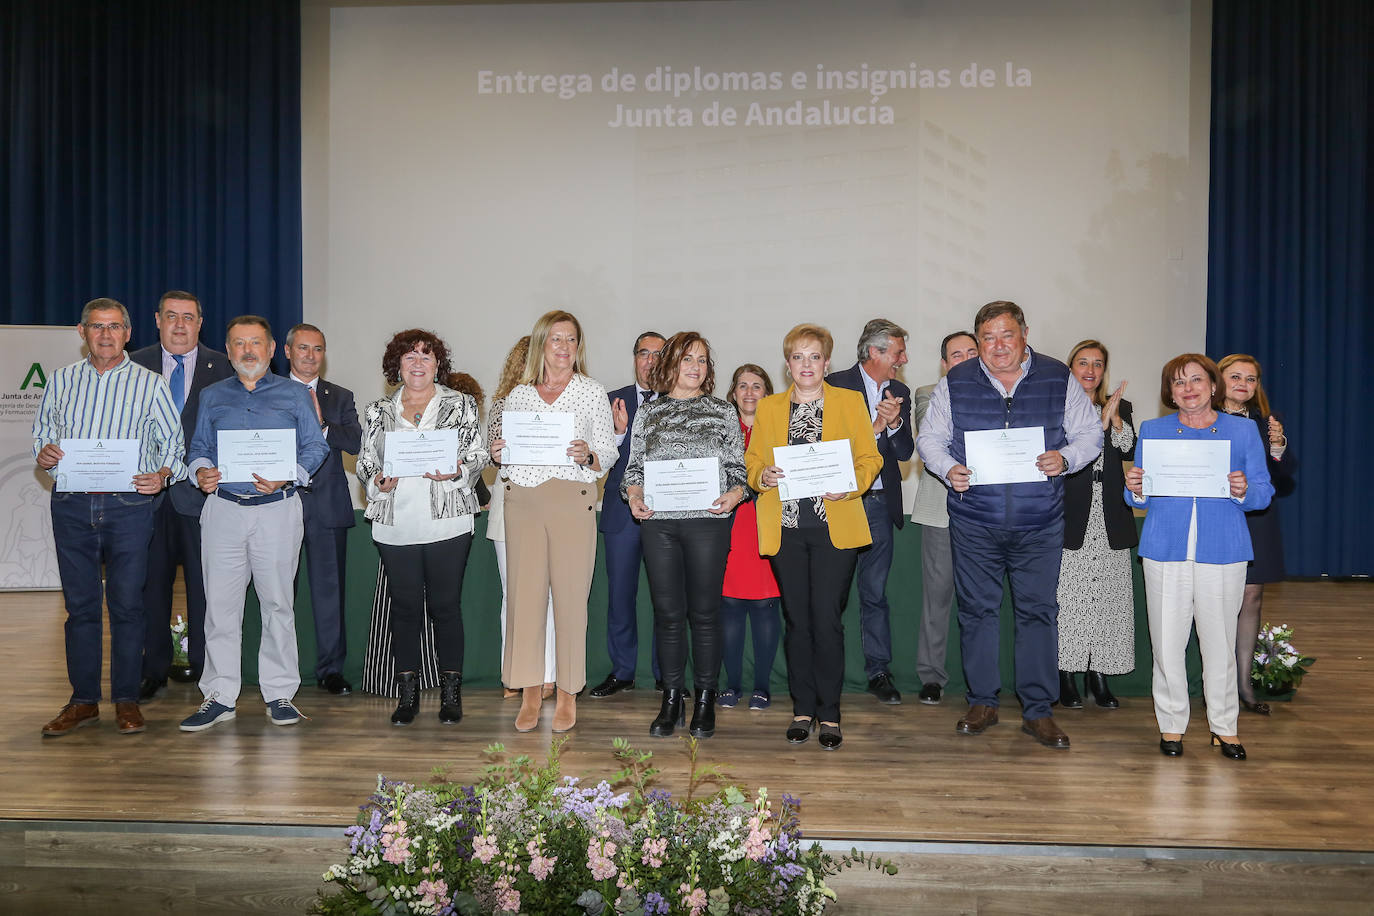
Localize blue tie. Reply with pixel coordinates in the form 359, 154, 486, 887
170, 354, 186, 413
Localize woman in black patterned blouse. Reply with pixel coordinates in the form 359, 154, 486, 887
623, 331, 749, 739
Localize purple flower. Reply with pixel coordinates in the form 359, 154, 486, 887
643, 891, 670, 915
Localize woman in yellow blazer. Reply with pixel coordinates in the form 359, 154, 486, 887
746, 324, 882, 750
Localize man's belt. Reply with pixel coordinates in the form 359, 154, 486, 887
214, 486, 296, 507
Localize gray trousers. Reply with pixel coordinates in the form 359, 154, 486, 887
199, 493, 304, 706
916, 523, 955, 686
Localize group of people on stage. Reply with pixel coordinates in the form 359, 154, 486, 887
32, 294, 1294, 760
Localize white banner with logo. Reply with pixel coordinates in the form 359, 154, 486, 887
0, 326, 84, 590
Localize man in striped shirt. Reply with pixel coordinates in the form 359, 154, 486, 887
32, 298, 186, 738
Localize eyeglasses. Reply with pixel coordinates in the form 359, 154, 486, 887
85, 323, 127, 332
635, 349, 662, 360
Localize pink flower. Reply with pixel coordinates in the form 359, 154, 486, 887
379, 822, 412, 865
417, 878, 450, 908
641, 836, 668, 868
472, 833, 499, 864
743, 814, 772, 862
494, 875, 520, 912
680, 883, 708, 916
527, 838, 558, 881
587, 838, 618, 881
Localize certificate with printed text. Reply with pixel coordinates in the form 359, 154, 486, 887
964, 426, 1047, 485
501, 411, 575, 466
774, 439, 857, 501
1141, 439, 1231, 498
384, 429, 459, 477
644, 456, 720, 511
217, 428, 297, 483
56, 438, 140, 492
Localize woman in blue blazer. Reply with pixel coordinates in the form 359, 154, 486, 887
1125, 354, 1272, 760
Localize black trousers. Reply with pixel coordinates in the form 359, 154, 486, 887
769, 525, 858, 723
640, 517, 732, 692
141, 495, 207, 678
375, 533, 472, 674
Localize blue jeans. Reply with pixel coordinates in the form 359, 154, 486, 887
50, 491, 156, 704
856, 490, 896, 679
718, 596, 780, 694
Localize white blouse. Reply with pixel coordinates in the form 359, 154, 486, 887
372, 392, 475, 546
499, 373, 618, 488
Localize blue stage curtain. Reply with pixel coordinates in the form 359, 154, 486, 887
1208, 0, 1373, 577
0, 0, 301, 350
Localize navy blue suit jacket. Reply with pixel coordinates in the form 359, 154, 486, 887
130, 342, 234, 516
599, 382, 648, 534
298, 378, 361, 529
826, 363, 914, 529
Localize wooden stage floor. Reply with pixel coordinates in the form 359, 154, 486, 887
2, 580, 1372, 913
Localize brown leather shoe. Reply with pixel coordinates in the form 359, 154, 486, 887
42, 703, 99, 737
1022, 715, 1071, 748
955, 704, 999, 735
115, 702, 145, 734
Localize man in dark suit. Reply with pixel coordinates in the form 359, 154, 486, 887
285, 323, 362, 696
826, 318, 914, 705
588, 330, 665, 698
131, 290, 234, 700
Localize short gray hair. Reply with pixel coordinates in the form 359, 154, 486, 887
856, 318, 908, 363
80, 297, 130, 328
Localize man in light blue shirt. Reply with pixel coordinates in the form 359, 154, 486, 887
178, 315, 329, 731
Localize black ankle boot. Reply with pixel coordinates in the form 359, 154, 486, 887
689, 689, 717, 738
439, 671, 463, 724
650, 689, 686, 737
1084, 670, 1119, 709
1058, 670, 1083, 709
391, 671, 420, 725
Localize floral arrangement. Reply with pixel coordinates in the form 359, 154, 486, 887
171, 615, 190, 669
1251, 622, 1316, 692
311, 738, 895, 916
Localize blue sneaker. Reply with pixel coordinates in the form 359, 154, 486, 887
748, 691, 771, 711
180, 696, 235, 732
717, 688, 740, 708
266, 698, 305, 726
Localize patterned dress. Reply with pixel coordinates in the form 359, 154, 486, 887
1056, 422, 1136, 674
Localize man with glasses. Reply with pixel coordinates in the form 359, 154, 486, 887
32, 298, 186, 737
130, 291, 232, 700
588, 331, 666, 698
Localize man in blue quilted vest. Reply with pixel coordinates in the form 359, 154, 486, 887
915, 301, 1102, 749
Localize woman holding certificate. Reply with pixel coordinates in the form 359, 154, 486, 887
1218, 353, 1295, 716
1125, 354, 1273, 760
622, 332, 749, 739
1056, 340, 1137, 710
357, 329, 488, 727
491, 310, 617, 734
745, 324, 882, 751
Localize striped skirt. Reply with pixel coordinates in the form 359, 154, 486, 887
361, 559, 441, 696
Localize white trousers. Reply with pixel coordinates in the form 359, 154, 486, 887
494, 540, 556, 684
1143, 557, 1246, 736
199, 494, 304, 706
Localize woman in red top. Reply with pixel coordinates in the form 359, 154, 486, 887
718, 364, 783, 710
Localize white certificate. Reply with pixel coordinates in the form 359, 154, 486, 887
644, 456, 720, 512
217, 428, 297, 483
501, 411, 575, 466
384, 429, 459, 478
774, 439, 857, 501
55, 438, 140, 492
964, 426, 1047, 486
1141, 439, 1231, 498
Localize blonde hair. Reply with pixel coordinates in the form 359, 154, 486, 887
521, 310, 587, 385
1217, 353, 1271, 417
495, 336, 531, 400
781, 323, 834, 362
1067, 339, 1111, 408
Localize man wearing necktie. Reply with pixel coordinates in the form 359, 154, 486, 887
588, 331, 666, 698
285, 323, 362, 696
130, 291, 233, 700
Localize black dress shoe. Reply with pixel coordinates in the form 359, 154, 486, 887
166, 665, 197, 684
1159, 737, 1183, 757
317, 673, 352, 696
1240, 698, 1272, 715
918, 683, 942, 705
138, 677, 167, 702
688, 689, 717, 738
1084, 671, 1119, 709
1211, 733, 1247, 760
588, 675, 635, 698
1057, 670, 1083, 709
655, 679, 665, 692
867, 672, 902, 705
650, 689, 686, 737
818, 722, 842, 751
786, 717, 815, 744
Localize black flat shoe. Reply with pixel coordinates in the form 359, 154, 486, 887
785, 717, 815, 744
818, 722, 842, 751
1159, 737, 1183, 757
138, 677, 167, 702
1084, 671, 1119, 709
1057, 670, 1083, 709
650, 689, 686, 737
1240, 698, 1272, 716
1211, 733, 1247, 760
